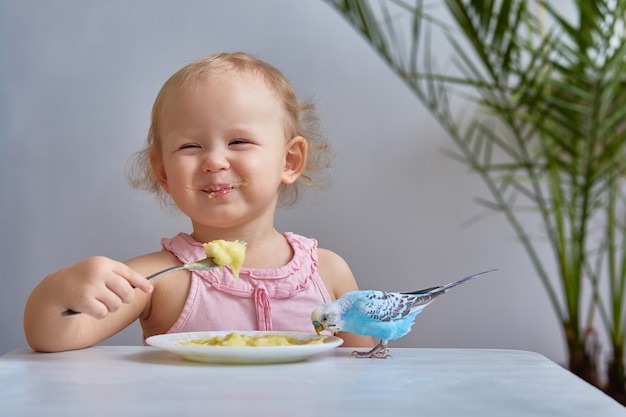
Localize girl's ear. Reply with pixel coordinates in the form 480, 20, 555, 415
150, 149, 170, 193
282, 136, 308, 184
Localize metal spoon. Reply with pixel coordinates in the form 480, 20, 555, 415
61, 257, 219, 317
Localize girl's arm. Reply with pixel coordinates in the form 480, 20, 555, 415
317, 248, 374, 348
23, 255, 155, 352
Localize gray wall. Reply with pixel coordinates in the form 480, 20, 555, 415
0, 0, 565, 364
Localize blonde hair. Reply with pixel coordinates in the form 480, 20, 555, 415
128, 52, 333, 208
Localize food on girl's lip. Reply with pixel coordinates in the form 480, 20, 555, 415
206, 180, 248, 199
177, 332, 326, 347
203, 239, 247, 279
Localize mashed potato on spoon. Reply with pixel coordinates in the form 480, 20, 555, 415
203, 240, 246, 279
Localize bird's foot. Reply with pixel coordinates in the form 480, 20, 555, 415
351, 341, 392, 359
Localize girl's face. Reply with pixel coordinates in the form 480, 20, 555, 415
153, 70, 306, 233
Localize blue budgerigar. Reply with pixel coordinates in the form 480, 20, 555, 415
311, 269, 497, 358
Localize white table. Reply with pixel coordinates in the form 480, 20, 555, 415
0, 346, 623, 416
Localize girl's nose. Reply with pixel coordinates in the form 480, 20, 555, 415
201, 149, 230, 172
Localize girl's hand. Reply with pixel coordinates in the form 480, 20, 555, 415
50, 256, 153, 319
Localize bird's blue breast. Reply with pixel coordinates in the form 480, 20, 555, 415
343, 308, 421, 341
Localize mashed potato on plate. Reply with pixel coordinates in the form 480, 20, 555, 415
177, 332, 325, 347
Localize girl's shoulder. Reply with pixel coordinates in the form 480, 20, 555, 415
316, 247, 359, 301
316, 247, 350, 272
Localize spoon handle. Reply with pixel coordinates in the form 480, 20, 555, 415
145, 265, 186, 280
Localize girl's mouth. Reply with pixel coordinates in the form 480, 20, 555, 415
203, 180, 248, 199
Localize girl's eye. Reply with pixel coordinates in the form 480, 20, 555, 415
178, 143, 201, 150
229, 139, 248, 146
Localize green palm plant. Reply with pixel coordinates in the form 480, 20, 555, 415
326, 0, 626, 402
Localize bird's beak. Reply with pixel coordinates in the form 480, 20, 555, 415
312, 321, 324, 335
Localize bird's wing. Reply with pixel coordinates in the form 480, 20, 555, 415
353, 291, 435, 322
348, 270, 498, 323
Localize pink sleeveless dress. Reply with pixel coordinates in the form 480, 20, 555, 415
161, 232, 332, 334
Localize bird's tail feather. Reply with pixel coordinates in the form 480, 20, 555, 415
403, 269, 497, 296
440, 269, 498, 292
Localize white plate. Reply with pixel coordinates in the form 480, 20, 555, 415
145, 331, 343, 364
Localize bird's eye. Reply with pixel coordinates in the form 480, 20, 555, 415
322, 316, 327, 321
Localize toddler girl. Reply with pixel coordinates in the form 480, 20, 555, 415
23, 52, 373, 352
